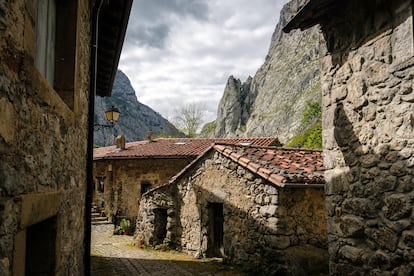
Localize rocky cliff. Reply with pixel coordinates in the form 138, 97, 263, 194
94, 71, 182, 146
214, 0, 321, 144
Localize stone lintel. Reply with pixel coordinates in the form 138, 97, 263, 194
20, 192, 60, 228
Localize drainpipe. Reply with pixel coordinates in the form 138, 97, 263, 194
85, 1, 104, 275
197, 190, 203, 258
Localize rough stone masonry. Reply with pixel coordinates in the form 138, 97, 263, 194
136, 149, 328, 275
284, 0, 414, 274
0, 0, 132, 274
0, 1, 92, 274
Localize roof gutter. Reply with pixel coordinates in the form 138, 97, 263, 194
281, 183, 325, 188
85, 1, 104, 274
282, 0, 337, 33
93, 155, 199, 161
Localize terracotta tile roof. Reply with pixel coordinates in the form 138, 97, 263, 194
214, 144, 325, 187
93, 137, 280, 160
143, 144, 324, 197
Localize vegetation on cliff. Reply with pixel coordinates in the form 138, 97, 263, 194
286, 101, 322, 149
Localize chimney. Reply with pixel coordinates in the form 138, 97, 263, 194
115, 135, 126, 149
147, 130, 153, 142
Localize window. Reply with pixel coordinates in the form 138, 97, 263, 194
174, 141, 187, 145
35, 0, 77, 109
95, 177, 106, 192
239, 141, 252, 146
98, 178, 105, 193
35, 0, 56, 84
141, 181, 152, 196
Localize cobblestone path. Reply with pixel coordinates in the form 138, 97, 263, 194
91, 225, 245, 275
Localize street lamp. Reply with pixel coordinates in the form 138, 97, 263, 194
94, 105, 121, 130
105, 105, 120, 123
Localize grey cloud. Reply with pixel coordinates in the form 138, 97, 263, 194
131, 0, 209, 22
120, 0, 288, 124
125, 0, 209, 49
126, 24, 170, 48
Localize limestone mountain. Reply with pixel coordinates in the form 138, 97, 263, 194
212, 0, 321, 145
94, 70, 182, 146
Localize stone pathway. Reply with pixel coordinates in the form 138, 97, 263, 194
91, 224, 245, 275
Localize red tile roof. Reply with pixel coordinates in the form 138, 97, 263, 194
93, 137, 280, 160
213, 144, 324, 187
144, 144, 324, 197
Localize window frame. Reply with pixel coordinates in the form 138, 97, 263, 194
34, 0, 78, 109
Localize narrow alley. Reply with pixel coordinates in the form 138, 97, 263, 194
91, 224, 245, 276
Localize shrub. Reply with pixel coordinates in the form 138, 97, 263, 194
286, 121, 322, 150
302, 100, 321, 124
112, 219, 133, 235
120, 218, 131, 234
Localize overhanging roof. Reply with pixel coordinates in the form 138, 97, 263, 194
282, 0, 336, 33
96, 0, 132, 96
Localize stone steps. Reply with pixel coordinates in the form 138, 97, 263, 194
91, 209, 112, 225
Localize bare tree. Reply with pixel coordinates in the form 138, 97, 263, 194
173, 103, 205, 137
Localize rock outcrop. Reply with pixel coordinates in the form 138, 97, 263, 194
94, 71, 182, 146
214, 1, 321, 143
215, 76, 253, 137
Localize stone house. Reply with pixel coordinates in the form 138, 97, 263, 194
284, 0, 414, 274
135, 144, 328, 275
0, 1, 131, 275
93, 137, 280, 223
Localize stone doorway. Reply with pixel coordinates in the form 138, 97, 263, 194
207, 202, 224, 257
25, 216, 57, 275
154, 208, 168, 244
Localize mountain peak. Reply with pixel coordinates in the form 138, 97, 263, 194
94, 70, 183, 146
212, 1, 321, 143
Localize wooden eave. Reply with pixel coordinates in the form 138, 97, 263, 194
282, 0, 336, 33
96, 0, 132, 97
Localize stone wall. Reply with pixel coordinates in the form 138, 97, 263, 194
136, 150, 328, 275
135, 184, 176, 247
320, 0, 414, 274
0, 1, 91, 275
93, 158, 192, 221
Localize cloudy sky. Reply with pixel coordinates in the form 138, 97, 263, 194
118, 0, 288, 125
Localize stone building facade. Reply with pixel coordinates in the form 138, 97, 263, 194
284, 0, 414, 274
0, 1, 131, 275
136, 144, 328, 275
93, 137, 279, 223
93, 158, 193, 222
